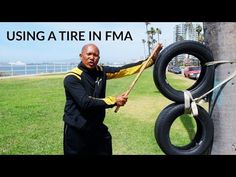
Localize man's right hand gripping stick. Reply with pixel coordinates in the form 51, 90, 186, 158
114, 43, 163, 113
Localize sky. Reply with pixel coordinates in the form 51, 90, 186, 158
0, 22, 202, 64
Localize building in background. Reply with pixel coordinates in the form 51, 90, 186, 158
171, 22, 203, 67
173, 22, 200, 42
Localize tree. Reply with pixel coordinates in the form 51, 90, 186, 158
204, 22, 236, 154
142, 39, 146, 58
145, 23, 162, 55
147, 27, 156, 50
156, 28, 162, 43
178, 35, 184, 41
196, 25, 202, 42
145, 22, 151, 55
147, 27, 161, 50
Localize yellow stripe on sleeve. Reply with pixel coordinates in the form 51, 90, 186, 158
106, 64, 141, 79
102, 96, 116, 105
106, 59, 154, 79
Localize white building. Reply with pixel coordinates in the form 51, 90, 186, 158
172, 22, 203, 66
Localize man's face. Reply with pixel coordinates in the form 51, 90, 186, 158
80, 45, 100, 69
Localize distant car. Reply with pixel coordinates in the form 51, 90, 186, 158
184, 66, 201, 79
168, 65, 173, 72
170, 66, 182, 74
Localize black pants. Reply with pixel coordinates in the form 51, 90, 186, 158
63, 123, 112, 155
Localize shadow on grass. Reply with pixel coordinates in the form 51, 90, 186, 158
179, 114, 196, 140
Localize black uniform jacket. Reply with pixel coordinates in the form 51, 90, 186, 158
63, 58, 154, 129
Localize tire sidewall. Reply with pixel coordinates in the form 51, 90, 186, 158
154, 103, 214, 155
153, 40, 214, 103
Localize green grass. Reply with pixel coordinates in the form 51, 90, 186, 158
0, 75, 64, 154
0, 70, 205, 155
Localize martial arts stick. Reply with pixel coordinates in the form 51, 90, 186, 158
114, 43, 163, 113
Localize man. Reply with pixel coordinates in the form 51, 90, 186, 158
63, 43, 163, 155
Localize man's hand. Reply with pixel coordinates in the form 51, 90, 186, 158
116, 92, 128, 106
151, 43, 163, 62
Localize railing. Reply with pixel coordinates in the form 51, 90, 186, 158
0, 63, 77, 77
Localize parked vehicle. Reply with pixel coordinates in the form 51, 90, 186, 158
168, 65, 182, 74
170, 66, 182, 74
167, 65, 173, 72
184, 66, 201, 79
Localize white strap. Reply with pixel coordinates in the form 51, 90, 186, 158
194, 70, 236, 103
205, 60, 235, 66
191, 102, 199, 117
184, 90, 191, 110
182, 60, 236, 116
184, 90, 198, 116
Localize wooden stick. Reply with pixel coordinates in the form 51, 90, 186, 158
114, 43, 162, 113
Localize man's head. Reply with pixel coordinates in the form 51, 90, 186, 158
80, 44, 100, 69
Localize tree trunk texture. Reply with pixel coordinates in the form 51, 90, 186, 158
204, 22, 236, 154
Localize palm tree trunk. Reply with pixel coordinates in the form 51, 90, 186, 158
204, 22, 236, 154
145, 23, 151, 56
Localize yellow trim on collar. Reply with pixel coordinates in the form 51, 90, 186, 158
65, 73, 81, 80
70, 67, 83, 75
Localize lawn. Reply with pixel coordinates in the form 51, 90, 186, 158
0, 69, 202, 155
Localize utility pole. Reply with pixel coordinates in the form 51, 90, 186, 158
204, 22, 236, 154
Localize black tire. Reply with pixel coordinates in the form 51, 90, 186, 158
153, 40, 215, 103
155, 103, 203, 151
155, 104, 203, 151
154, 103, 214, 155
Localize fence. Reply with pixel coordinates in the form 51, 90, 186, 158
0, 63, 77, 77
